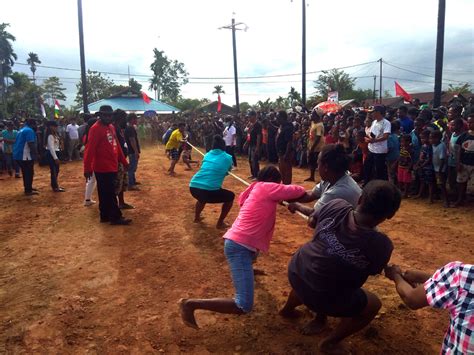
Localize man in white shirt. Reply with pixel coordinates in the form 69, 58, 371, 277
66, 118, 80, 161
223, 117, 237, 168
364, 105, 391, 182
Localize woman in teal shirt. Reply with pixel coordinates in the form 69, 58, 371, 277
190, 135, 234, 229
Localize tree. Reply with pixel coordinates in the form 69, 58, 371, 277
347, 88, 375, 102
6, 72, 43, 115
274, 96, 289, 109
0, 23, 17, 117
75, 70, 115, 106
0, 23, 17, 75
27, 52, 41, 83
212, 85, 225, 95
149, 48, 188, 102
255, 98, 273, 111
42, 76, 66, 103
129, 78, 142, 92
238, 102, 251, 113
172, 96, 209, 112
313, 69, 356, 99
383, 89, 392, 98
447, 83, 471, 95
288, 87, 302, 106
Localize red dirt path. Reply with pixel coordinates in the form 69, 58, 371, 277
1, 144, 472, 354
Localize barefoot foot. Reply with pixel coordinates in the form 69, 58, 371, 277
301, 316, 328, 335
179, 298, 199, 329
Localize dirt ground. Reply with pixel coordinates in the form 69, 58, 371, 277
1, 143, 473, 354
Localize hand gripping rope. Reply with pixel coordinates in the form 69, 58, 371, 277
185, 140, 309, 221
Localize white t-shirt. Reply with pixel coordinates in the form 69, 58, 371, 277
223, 125, 236, 146
66, 123, 79, 140
368, 118, 391, 154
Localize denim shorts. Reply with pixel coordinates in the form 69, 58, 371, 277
224, 239, 257, 313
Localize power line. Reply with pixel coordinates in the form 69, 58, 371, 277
14, 60, 378, 81
384, 61, 474, 74
383, 61, 471, 84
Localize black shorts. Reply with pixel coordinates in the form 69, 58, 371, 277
170, 148, 180, 161
190, 187, 235, 204
288, 271, 368, 318
308, 151, 319, 168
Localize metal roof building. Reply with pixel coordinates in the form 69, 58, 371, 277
86, 90, 180, 114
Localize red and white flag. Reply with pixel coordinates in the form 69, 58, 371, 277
217, 94, 222, 112
142, 91, 151, 104
394, 81, 412, 102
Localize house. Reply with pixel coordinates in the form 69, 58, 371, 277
85, 89, 180, 114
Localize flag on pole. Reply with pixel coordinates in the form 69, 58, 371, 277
217, 94, 222, 112
394, 81, 412, 102
54, 100, 60, 119
38, 97, 46, 118
142, 91, 151, 104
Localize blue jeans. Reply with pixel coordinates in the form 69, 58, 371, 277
128, 153, 139, 187
46, 151, 60, 189
4, 153, 20, 175
224, 239, 257, 313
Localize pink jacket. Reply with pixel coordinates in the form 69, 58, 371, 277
223, 182, 306, 252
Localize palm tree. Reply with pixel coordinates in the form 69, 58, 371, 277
274, 96, 287, 110
0, 23, 17, 116
212, 85, 225, 95
149, 76, 160, 100
27, 52, 41, 84
288, 86, 302, 107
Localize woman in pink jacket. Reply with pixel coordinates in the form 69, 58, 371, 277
180, 166, 306, 329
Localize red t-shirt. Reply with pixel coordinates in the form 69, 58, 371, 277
83, 122, 128, 173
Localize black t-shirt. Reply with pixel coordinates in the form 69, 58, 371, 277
249, 122, 262, 146
288, 199, 393, 292
456, 131, 474, 166
276, 122, 294, 155
124, 125, 140, 154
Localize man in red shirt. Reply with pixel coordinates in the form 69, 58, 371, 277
83, 105, 131, 225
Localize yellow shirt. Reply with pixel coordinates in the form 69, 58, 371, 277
308, 122, 325, 152
165, 129, 183, 150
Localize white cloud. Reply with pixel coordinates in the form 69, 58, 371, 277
3, 0, 473, 107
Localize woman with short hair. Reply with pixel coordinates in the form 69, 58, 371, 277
189, 135, 235, 229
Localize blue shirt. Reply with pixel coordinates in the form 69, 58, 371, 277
410, 130, 421, 164
13, 124, 36, 161
190, 149, 233, 191
398, 117, 414, 134
432, 142, 447, 172
1, 129, 17, 154
386, 133, 400, 162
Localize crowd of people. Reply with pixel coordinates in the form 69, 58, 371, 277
0, 96, 472, 353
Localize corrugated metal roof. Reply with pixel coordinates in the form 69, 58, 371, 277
87, 97, 179, 114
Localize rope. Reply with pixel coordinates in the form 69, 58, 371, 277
185, 141, 309, 221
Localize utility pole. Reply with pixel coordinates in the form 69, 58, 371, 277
379, 58, 383, 104
373, 75, 377, 104
302, 0, 306, 107
219, 17, 248, 114
77, 0, 89, 113
433, 0, 446, 108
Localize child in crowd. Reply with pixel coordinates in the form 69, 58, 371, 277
280, 180, 401, 354
398, 134, 413, 198
325, 125, 338, 144
181, 142, 200, 171
386, 121, 400, 185
415, 130, 435, 202
180, 166, 306, 329
430, 130, 449, 207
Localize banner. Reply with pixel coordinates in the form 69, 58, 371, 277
327, 91, 339, 103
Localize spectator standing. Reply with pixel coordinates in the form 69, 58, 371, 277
276, 110, 294, 184
223, 117, 237, 168
244, 111, 262, 180
66, 118, 80, 161
83, 105, 131, 225
454, 114, 474, 206
13, 118, 38, 195
125, 113, 141, 189
44, 121, 65, 192
305, 110, 325, 182
2, 121, 20, 178
364, 105, 391, 182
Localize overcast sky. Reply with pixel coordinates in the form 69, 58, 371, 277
3, 0, 474, 107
